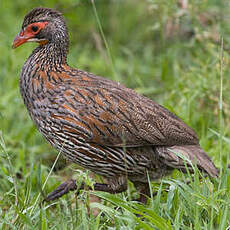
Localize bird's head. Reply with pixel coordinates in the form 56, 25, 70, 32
12, 7, 68, 49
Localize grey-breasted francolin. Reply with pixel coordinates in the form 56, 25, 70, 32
13, 7, 218, 203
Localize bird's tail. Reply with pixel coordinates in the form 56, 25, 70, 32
156, 145, 219, 177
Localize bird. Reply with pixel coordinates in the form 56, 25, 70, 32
12, 7, 218, 203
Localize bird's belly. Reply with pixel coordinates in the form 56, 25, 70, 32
47, 133, 150, 177
39, 124, 171, 180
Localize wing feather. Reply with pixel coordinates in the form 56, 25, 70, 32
49, 72, 199, 148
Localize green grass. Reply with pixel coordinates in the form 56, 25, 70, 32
0, 0, 230, 229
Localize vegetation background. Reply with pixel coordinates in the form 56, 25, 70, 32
0, 0, 230, 229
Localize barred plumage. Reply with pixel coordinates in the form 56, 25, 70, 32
13, 7, 218, 203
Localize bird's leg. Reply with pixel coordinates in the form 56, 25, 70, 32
133, 182, 157, 204
93, 181, 127, 194
138, 184, 150, 204
44, 179, 80, 202
44, 177, 127, 202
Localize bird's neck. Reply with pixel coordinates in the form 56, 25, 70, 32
30, 41, 69, 67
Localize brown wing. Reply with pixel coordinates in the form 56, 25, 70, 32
49, 70, 199, 148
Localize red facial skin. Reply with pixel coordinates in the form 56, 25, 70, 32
12, 21, 48, 48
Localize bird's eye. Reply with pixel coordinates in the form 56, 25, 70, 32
31, 26, 39, 32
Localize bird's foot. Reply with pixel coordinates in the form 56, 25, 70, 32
44, 179, 81, 202
44, 179, 127, 202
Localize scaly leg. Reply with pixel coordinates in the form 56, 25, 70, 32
44, 177, 127, 202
